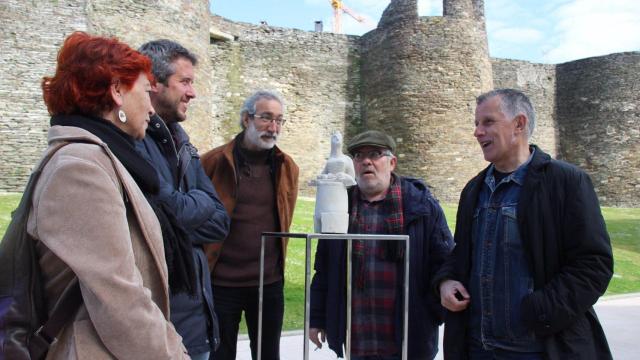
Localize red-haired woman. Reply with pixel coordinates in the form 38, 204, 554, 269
26, 32, 189, 358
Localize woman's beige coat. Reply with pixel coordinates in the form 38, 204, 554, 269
27, 126, 189, 359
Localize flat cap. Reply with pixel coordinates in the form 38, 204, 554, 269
347, 130, 396, 154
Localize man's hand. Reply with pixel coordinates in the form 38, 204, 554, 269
440, 279, 470, 312
309, 327, 326, 349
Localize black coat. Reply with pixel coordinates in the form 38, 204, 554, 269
434, 145, 613, 360
310, 177, 454, 359
137, 115, 230, 355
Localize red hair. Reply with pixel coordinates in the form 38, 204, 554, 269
42, 32, 153, 116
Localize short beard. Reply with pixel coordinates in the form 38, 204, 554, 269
245, 121, 278, 150
153, 93, 185, 123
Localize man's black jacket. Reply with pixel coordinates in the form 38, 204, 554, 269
137, 115, 230, 355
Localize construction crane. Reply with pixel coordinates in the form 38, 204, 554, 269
330, 0, 372, 33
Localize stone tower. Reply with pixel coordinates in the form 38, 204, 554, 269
444, 0, 485, 20
359, 0, 493, 202
556, 52, 640, 206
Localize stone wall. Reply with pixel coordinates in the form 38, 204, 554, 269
1, 0, 638, 206
84, 0, 214, 150
492, 58, 558, 157
0, 0, 212, 192
360, 0, 493, 203
556, 52, 640, 206
493, 53, 640, 206
209, 16, 361, 195
0, 0, 88, 191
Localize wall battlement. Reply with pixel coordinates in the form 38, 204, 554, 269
1, 0, 638, 205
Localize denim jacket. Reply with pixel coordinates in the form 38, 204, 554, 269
468, 150, 543, 352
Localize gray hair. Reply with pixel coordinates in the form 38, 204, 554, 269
477, 88, 536, 139
138, 39, 198, 84
239, 90, 285, 129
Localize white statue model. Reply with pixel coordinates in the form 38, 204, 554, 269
310, 131, 356, 233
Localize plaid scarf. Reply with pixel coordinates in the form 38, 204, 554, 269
349, 174, 404, 355
349, 173, 405, 262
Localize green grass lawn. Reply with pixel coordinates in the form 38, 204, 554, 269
0, 193, 21, 236
282, 197, 316, 332
601, 207, 640, 295
1, 193, 638, 332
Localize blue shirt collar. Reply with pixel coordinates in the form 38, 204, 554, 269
484, 147, 536, 188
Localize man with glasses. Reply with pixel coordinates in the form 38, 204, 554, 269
201, 90, 299, 360
309, 130, 454, 359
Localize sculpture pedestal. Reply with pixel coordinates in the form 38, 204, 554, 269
314, 180, 349, 233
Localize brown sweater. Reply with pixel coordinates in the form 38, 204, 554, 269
212, 147, 282, 287
200, 136, 299, 277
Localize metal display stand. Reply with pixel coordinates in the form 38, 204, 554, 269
258, 232, 410, 360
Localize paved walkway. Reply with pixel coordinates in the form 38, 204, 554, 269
235, 293, 640, 359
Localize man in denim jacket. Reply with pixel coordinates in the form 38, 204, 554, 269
434, 89, 613, 360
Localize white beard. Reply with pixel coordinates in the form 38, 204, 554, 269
245, 121, 278, 150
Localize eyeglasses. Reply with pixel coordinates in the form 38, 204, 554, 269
352, 149, 392, 162
250, 113, 286, 126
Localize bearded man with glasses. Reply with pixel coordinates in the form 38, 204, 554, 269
309, 130, 454, 359
201, 90, 299, 360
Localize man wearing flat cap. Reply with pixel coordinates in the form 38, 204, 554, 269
309, 130, 454, 359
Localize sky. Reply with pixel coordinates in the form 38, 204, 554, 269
210, 0, 640, 64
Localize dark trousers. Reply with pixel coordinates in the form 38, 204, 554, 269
468, 342, 544, 360
212, 280, 284, 360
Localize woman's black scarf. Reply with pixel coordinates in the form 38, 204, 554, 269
51, 114, 197, 296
